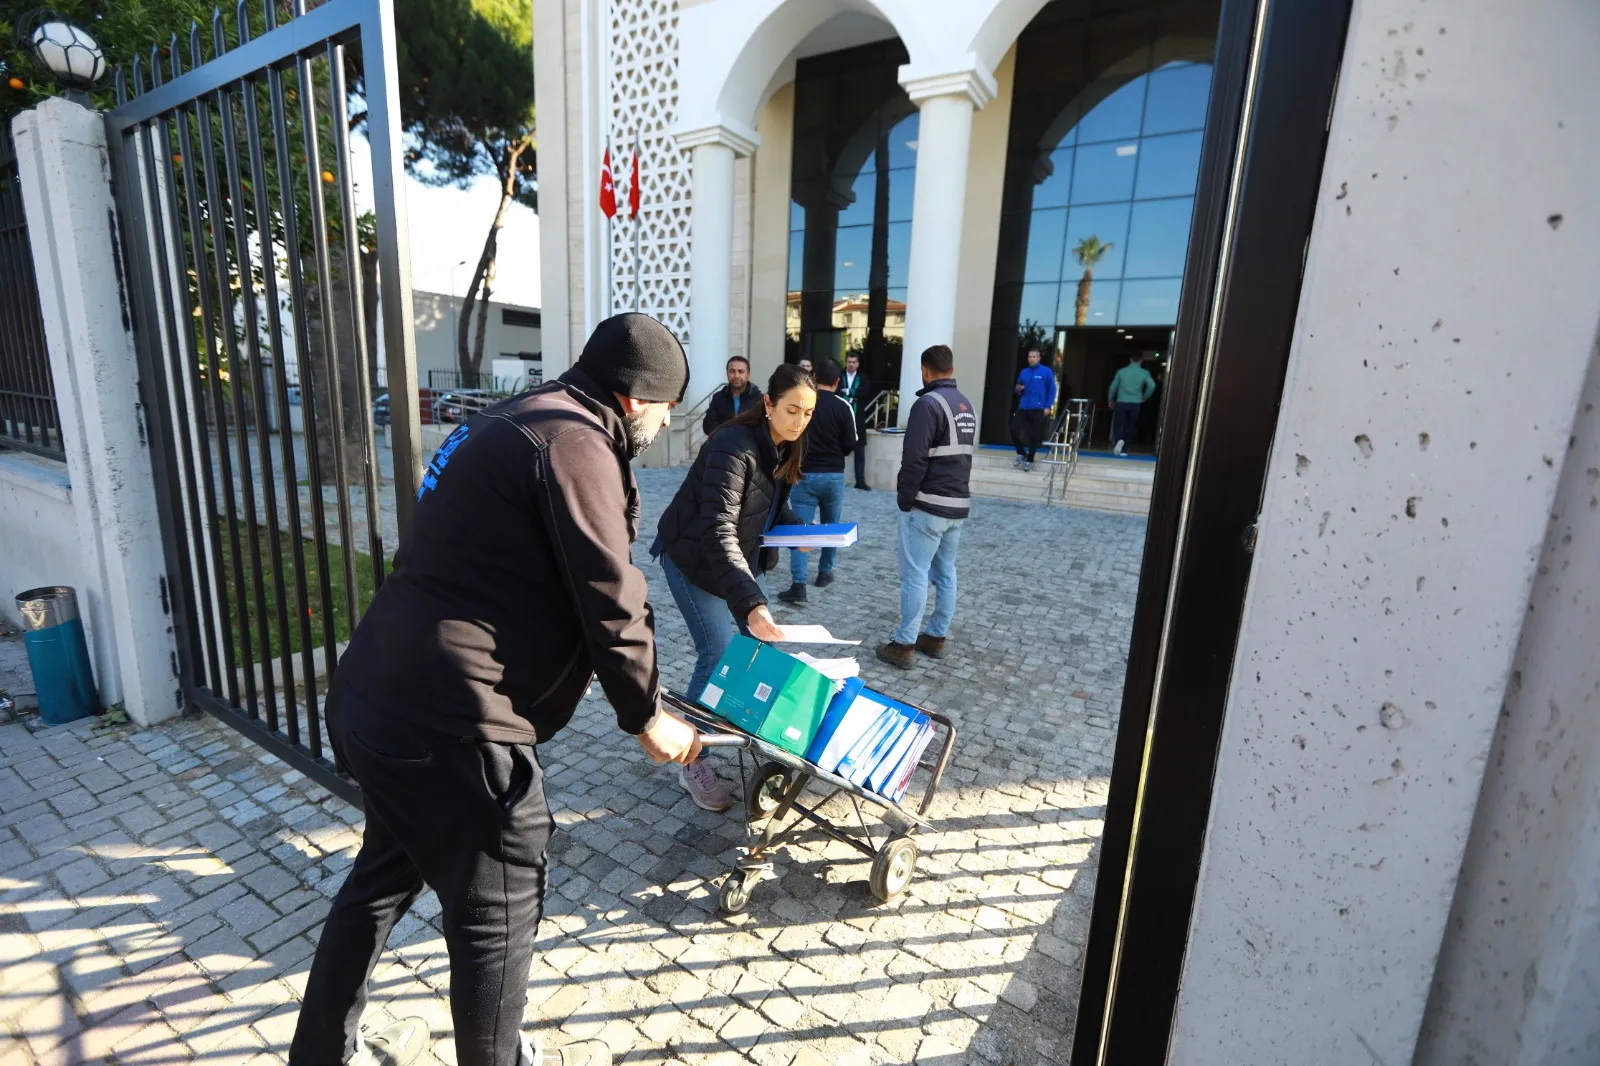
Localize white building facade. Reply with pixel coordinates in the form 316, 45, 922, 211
534, 0, 1205, 445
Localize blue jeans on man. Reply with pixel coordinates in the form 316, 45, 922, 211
893, 508, 963, 646
787, 472, 845, 584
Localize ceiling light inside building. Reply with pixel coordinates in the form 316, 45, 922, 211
1116, 144, 1138, 157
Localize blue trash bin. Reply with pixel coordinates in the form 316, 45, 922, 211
15, 586, 99, 726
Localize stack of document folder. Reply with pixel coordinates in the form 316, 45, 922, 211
762, 522, 859, 548
803, 679, 935, 805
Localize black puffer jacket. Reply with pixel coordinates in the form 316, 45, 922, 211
656, 422, 800, 618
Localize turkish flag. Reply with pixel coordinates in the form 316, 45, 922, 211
599, 148, 617, 218
628, 146, 641, 218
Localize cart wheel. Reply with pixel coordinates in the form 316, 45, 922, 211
746, 761, 789, 822
870, 837, 918, 902
719, 872, 756, 914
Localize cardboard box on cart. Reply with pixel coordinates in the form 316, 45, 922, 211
698, 634, 841, 756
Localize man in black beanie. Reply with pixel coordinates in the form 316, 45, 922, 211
290, 313, 698, 1066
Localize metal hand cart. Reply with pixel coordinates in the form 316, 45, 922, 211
663, 690, 957, 913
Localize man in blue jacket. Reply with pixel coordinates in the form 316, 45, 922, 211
1009, 347, 1057, 470
878, 344, 976, 669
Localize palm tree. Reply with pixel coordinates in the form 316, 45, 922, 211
1072, 236, 1115, 327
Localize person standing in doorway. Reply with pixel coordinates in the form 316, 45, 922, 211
702, 355, 762, 435
878, 345, 975, 669
289, 313, 701, 1066
779, 357, 856, 605
840, 351, 871, 489
1107, 352, 1156, 455
797, 357, 814, 375
654, 363, 816, 810
1009, 347, 1057, 470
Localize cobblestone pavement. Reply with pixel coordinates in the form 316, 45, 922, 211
0, 472, 1146, 1065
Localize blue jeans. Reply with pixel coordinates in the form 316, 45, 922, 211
894, 508, 963, 645
787, 472, 845, 583
660, 554, 738, 703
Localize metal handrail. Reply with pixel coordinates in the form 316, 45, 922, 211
661, 388, 718, 466
863, 388, 899, 430
1040, 398, 1092, 505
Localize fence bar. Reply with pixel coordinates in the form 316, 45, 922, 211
170, 78, 235, 698
217, 8, 287, 733
0, 130, 63, 459
136, 50, 220, 697
358, 0, 421, 523
295, 37, 361, 665
242, 1, 313, 743
184, 27, 250, 709
328, 40, 387, 589
270, 56, 335, 757
194, 20, 267, 719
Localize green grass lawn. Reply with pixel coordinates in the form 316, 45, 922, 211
213, 519, 385, 663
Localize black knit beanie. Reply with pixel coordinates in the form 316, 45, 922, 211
577, 313, 690, 403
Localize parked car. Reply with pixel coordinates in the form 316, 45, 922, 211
432, 389, 494, 424
372, 392, 389, 427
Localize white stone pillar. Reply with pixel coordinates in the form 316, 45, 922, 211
12, 99, 180, 726
676, 122, 759, 410
896, 69, 996, 425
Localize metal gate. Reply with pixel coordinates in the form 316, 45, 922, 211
107, 0, 424, 802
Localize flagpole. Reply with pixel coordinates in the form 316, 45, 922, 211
632, 134, 642, 311
606, 139, 614, 319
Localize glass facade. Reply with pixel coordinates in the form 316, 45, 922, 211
982, 0, 1219, 443
785, 42, 916, 401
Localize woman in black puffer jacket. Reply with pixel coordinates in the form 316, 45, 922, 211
654, 362, 816, 810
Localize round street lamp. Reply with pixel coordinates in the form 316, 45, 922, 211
14, 10, 106, 105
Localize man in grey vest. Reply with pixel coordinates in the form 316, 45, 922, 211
878, 344, 976, 669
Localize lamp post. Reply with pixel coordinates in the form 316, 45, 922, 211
449, 259, 468, 386
14, 11, 106, 107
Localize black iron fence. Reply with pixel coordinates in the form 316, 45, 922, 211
0, 126, 65, 460
107, 0, 419, 802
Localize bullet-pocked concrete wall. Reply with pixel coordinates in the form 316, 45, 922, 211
1167, 0, 1600, 1063
1414, 343, 1600, 1065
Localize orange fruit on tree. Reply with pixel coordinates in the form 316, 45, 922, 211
7, 77, 24, 91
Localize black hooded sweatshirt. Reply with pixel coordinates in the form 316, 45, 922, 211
332, 366, 661, 744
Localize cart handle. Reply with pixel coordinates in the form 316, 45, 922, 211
698, 733, 748, 748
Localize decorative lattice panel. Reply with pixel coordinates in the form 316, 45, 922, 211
609, 0, 692, 343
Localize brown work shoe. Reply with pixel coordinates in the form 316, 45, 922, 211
876, 642, 915, 670
915, 634, 947, 659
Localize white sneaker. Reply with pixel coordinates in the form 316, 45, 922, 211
679, 758, 734, 812
1113, 440, 1125, 455
1023, 460, 1033, 471
1013, 455, 1023, 469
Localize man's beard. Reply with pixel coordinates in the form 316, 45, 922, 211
623, 410, 663, 458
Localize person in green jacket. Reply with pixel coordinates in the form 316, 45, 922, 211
1107, 353, 1157, 455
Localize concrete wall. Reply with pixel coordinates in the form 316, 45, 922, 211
9, 100, 181, 726
949, 45, 1014, 408
1414, 341, 1600, 1064
1167, 1, 1600, 1063
748, 81, 795, 383
0, 458, 86, 634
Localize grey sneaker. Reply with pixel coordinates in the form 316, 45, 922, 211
1013, 455, 1023, 469
351, 1017, 429, 1066
679, 758, 734, 812
523, 1033, 612, 1066
1023, 460, 1034, 471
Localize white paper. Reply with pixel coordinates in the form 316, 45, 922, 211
794, 652, 860, 680
772, 624, 861, 645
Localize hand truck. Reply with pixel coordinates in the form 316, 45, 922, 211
662, 690, 957, 913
